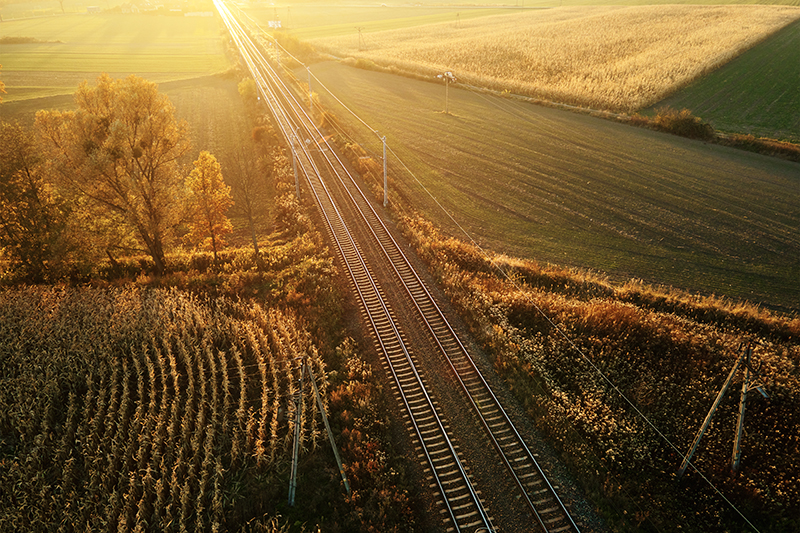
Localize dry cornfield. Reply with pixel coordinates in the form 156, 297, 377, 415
0, 286, 328, 531
312, 5, 800, 112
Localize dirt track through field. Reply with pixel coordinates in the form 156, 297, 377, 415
311, 61, 800, 311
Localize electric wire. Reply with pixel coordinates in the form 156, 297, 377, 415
385, 84, 763, 533
217, 5, 495, 529
220, 4, 762, 530
236, 4, 382, 140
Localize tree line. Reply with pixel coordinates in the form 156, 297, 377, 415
1, 74, 278, 281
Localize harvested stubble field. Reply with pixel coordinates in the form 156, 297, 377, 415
0, 13, 230, 103
311, 61, 800, 312
311, 5, 800, 113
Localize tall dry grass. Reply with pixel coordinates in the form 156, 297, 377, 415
313, 5, 800, 112
399, 214, 800, 531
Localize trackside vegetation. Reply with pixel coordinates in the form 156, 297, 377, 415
326, 78, 799, 531
0, 73, 417, 532
397, 215, 799, 533
3, 4, 799, 532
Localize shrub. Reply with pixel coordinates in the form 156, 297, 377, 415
652, 107, 715, 140
398, 212, 800, 532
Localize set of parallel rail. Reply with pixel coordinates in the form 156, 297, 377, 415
215, 2, 580, 531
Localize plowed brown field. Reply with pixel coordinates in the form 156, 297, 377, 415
311, 61, 800, 311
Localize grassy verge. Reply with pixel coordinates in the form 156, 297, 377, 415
395, 215, 799, 533
628, 107, 800, 162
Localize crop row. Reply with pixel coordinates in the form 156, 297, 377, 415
0, 286, 328, 532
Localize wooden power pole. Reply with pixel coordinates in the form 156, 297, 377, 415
677, 343, 769, 478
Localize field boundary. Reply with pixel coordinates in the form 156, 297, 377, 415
328, 55, 800, 163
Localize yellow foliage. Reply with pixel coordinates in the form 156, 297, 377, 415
185, 151, 233, 259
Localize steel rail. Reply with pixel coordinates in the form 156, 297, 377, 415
215, 2, 494, 531
303, 139, 581, 533
229, 14, 580, 531
221, 4, 579, 530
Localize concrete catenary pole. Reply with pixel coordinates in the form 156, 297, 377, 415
732, 346, 753, 472
383, 136, 388, 207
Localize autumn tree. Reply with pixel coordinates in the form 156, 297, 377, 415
224, 124, 281, 255
237, 77, 258, 108
0, 64, 5, 102
185, 151, 233, 262
0, 121, 72, 280
36, 74, 191, 274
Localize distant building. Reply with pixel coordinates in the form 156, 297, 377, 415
87, 6, 101, 13
121, 3, 141, 14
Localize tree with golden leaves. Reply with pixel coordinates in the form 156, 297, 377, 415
185, 151, 233, 262
0, 121, 73, 280
36, 74, 191, 274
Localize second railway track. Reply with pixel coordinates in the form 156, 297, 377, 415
216, 2, 582, 531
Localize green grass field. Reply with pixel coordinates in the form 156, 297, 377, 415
0, 13, 230, 103
311, 62, 800, 311
653, 18, 800, 142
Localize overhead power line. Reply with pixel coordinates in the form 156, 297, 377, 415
344, 73, 763, 533
220, 6, 762, 528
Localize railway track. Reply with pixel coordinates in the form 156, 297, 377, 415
215, 2, 581, 531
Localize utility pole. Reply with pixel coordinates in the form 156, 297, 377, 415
291, 133, 299, 198
357, 27, 365, 51
307, 67, 313, 110
677, 343, 768, 478
307, 362, 351, 495
677, 344, 747, 478
288, 365, 304, 506
383, 136, 388, 207
732, 347, 751, 472
288, 359, 352, 505
436, 71, 457, 114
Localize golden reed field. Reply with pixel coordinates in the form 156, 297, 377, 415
312, 5, 800, 112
